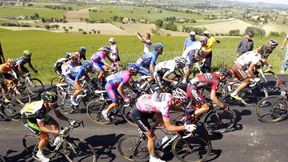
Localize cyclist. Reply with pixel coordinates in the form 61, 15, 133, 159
153, 57, 186, 90
186, 68, 232, 119
15, 50, 38, 76
0, 59, 17, 103
54, 52, 72, 76
79, 47, 87, 60
181, 40, 203, 84
61, 52, 82, 81
21, 91, 75, 162
66, 60, 93, 106
254, 39, 278, 66
131, 89, 197, 162
91, 46, 113, 84
101, 64, 139, 121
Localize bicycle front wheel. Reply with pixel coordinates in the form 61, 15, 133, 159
256, 96, 288, 123
26, 78, 45, 94
62, 138, 96, 162
117, 135, 149, 162
86, 99, 110, 125
204, 108, 237, 133
0, 156, 5, 162
172, 136, 211, 162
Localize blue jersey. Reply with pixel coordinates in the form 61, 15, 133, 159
136, 51, 158, 68
183, 38, 197, 50
70, 66, 87, 81
15, 56, 30, 66
106, 70, 131, 87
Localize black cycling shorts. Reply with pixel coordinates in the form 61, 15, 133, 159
131, 106, 154, 133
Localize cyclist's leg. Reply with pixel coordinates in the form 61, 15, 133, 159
153, 71, 163, 89
102, 84, 120, 120
186, 84, 209, 118
231, 64, 250, 98
131, 107, 156, 158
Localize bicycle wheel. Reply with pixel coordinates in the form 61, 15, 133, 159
22, 135, 38, 157
0, 156, 5, 162
117, 135, 149, 162
62, 138, 96, 162
50, 76, 62, 88
26, 78, 45, 94
122, 105, 137, 127
262, 71, 280, 93
86, 99, 110, 125
204, 108, 236, 133
256, 96, 288, 123
1, 103, 21, 121
14, 90, 31, 105
172, 135, 211, 162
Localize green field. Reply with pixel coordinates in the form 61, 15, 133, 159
89, 4, 205, 22
0, 29, 284, 83
0, 7, 65, 18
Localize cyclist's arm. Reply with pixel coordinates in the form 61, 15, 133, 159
149, 55, 157, 73
101, 58, 111, 68
163, 119, 185, 132
28, 60, 37, 72
117, 82, 127, 99
210, 89, 224, 108
54, 109, 69, 122
247, 64, 256, 78
38, 121, 59, 134
162, 70, 174, 83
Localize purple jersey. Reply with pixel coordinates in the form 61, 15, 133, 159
91, 51, 107, 63
106, 70, 131, 87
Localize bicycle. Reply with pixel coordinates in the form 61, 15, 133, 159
17, 72, 44, 95
117, 125, 211, 162
0, 100, 21, 121
255, 90, 288, 123
22, 121, 96, 162
86, 89, 138, 125
0, 155, 5, 162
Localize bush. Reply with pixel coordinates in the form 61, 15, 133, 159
155, 19, 163, 28
229, 29, 240, 36
44, 24, 51, 30
163, 22, 177, 31
269, 31, 281, 37
245, 26, 266, 37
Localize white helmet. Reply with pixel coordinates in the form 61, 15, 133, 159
174, 57, 187, 66
172, 88, 188, 103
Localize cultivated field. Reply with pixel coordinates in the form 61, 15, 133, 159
0, 29, 284, 83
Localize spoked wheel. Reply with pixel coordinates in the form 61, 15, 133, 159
0, 156, 5, 162
204, 109, 237, 133
50, 76, 63, 89
86, 99, 110, 125
122, 105, 137, 127
256, 96, 288, 123
260, 70, 280, 94
0, 103, 21, 121
26, 78, 45, 95
172, 136, 211, 162
117, 135, 149, 162
62, 138, 96, 162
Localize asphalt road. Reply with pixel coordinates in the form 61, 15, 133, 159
0, 75, 288, 162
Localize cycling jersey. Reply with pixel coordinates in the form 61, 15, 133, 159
136, 93, 173, 120
0, 63, 14, 83
15, 56, 30, 66
91, 51, 107, 71
54, 58, 68, 75
187, 73, 221, 106
21, 100, 57, 135
136, 51, 158, 68
64, 66, 87, 86
105, 70, 132, 102
61, 60, 81, 76
154, 60, 176, 77
235, 51, 261, 67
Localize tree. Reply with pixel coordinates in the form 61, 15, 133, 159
69, 26, 73, 30
54, 24, 60, 29
155, 19, 163, 28
229, 29, 240, 36
245, 26, 266, 37
44, 24, 51, 30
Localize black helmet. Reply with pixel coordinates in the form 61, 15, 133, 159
219, 67, 233, 78
41, 91, 58, 103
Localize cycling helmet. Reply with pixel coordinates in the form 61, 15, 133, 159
79, 47, 86, 52
172, 88, 188, 103
200, 36, 208, 43
174, 57, 187, 66
154, 43, 164, 50
71, 52, 80, 61
23, 50, 32, 57
267, 39, 278, 47
128, 63, 140, 73
258, 45, 273, 58
98, 46, 112, 52
7, 58, 16, 67
65, 52, 72, 58
83, 60, 92, 69
219, 67, 233, 78
41, 91, 58, 103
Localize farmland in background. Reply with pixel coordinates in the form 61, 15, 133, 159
0, 29, 283, 83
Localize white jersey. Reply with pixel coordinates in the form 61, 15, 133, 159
155, 60, 176, 73
182, 41, 201, 58
235, 51, 261, 67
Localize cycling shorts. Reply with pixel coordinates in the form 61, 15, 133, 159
131, 106, 155, 133
17, 65, 29, 74
92, 61, 105, 72
105, 84, 120, 102
65, 74, 75, 87
186, 84, 205, 106
232, 63, 248, 80
21, 114, 52, 135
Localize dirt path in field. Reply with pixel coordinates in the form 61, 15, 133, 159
65, 10, 89, 22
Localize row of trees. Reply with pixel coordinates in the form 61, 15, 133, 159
44, 5, 73, 11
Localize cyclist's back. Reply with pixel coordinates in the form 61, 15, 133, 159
106, 70, 131, 86
235, 50, 261, 67
189, 72, 220, 90
136, 51, 157, 68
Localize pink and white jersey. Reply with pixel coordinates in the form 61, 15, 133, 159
136, 93, 173, 120
106, 70, 131, 87
91, 51, 107, 63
